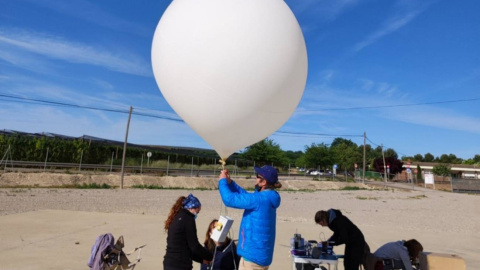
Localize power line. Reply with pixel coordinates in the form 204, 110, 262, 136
302, 97, 480, 111
366, 136, 410, 157
275, 131, 362, 137
0, 93, 419, 156
365, 136, 381, 147
1, 93, 476, 147
0, 93, 373, 138
0, 93, 184, 122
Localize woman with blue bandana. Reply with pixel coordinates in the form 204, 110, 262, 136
164, 194, 213, 270
315, 209, 366, 270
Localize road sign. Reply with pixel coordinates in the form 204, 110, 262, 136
333, 164, 337, 169
407, 168, 412, 173
147, 152, 152, 166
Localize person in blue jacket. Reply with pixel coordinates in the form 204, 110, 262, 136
218, 165, 282, 270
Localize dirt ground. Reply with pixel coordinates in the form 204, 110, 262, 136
0, 172, 478, 270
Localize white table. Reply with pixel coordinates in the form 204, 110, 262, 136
291, 254, 339, 270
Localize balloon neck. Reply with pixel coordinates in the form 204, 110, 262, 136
220, 158, 226, 170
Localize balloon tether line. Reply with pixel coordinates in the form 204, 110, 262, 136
217, 157, 234, 240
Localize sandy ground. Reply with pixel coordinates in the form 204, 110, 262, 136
0, 173, 479, 269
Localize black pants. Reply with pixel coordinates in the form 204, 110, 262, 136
382, 259, 406, 270
343, 242, 365, 270
163, 263, 192, 270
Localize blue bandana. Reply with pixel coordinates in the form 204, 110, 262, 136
183, 194, 201, 209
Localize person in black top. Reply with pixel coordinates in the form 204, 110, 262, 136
315, 209, 366, 270
163, 194, 213, 270
201, 219, 240, 270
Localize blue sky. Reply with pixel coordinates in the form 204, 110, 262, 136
1, 0, 479, 160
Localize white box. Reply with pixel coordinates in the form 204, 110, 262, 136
210, 216, 234, 242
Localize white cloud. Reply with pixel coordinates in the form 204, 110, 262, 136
294, 74, 480, 136
385, 107, 480, 134
0, 45, 59, 75
0, 29, 151, 76
320, 70, 335, 82
0, 99, 204, 148
21, 0, 151, 37
289, 0, 359, 21
352, 4, 428, 52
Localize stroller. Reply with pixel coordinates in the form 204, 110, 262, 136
87, 233, 146, 270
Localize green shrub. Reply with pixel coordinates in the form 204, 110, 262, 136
76, 183, 112, 189
340, 186, 367, 191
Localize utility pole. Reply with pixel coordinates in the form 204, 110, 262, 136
382, 144, 387, 187
363, 132, 366, 184
120, 106, 133, 189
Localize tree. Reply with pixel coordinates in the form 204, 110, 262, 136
432, 164, 451, 181
372, 156, 404, 179
424, 153, 435, 162
295, 154, 306, 169
330, 138, 355, 148
463, 159, 475, 165
241, 138, 288, 167
448, 154, 462, 164
464, 155, 480, 165
303, 143, 332, 169
384, 148, 398, 159
438, 154, 450, 163
364, 145, 382, 170
284, 150, 303, 166
413, 154, 423, 162
416, 164, 423, 183
331, 142, 361, 171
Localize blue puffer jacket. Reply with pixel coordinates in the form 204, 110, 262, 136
218, 178, 281, 266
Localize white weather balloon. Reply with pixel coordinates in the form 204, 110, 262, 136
152, 0, 308, 160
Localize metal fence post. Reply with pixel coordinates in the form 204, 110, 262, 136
191, 156, 194, 177
110, 152, 114, 173
44, 147, 49, 172
79, 150, 83, 171
166, 155, 170, 176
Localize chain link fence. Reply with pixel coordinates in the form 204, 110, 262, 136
451, 178, 480, 194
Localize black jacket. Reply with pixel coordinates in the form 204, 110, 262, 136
328, 209, 364, 246
327, 209, 366, 270
163, 209, 213, 270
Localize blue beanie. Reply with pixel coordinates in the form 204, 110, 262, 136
183, 194, 201, 209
